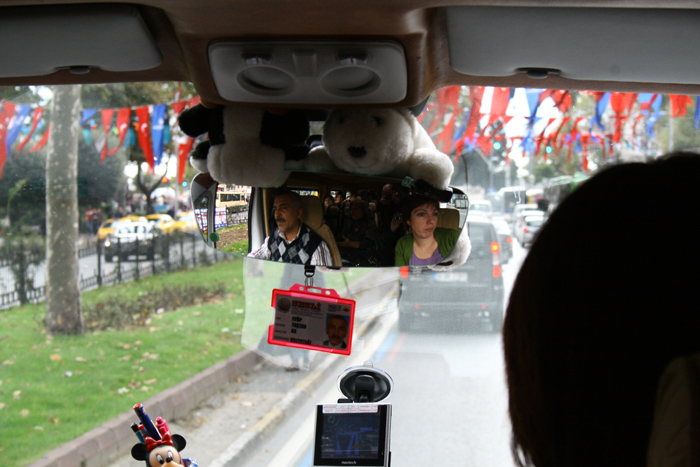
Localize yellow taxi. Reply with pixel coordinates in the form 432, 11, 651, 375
145, 213, 176, 235
97, 216, 148, 241
171, 212, 199, 236
96, 218, 116, 242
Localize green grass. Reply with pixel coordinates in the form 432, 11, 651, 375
0, 258, 246, 467
217, 223, 247, 233
221, 240, 249, 255
217, 224, 249, 255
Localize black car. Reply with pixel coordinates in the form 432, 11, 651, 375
398, 216, 505, 332
103, 221, 160, 262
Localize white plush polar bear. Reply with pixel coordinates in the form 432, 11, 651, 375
304, 108, 454, 190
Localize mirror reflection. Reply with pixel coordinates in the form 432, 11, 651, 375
191, 172, 468, 268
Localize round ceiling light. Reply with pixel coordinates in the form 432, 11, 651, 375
239, 66, 294, 94
322, 67, 379, 96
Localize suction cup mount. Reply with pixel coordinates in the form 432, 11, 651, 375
337, 361, 393, 403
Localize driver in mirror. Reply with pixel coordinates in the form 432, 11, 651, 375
248, 190, 332, 266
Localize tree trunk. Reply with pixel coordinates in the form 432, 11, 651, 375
135, 162, 164, 214
45, 85, 83, 335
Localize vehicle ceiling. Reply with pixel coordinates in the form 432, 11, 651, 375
2, 0, 700, 107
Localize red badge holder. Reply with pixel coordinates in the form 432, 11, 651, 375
268, 284, 356, 355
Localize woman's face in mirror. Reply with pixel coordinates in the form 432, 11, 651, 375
407, 202, 439, 239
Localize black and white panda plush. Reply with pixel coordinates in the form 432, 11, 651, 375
178, 104, 310, 187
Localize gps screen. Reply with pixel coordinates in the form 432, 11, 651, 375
320, 412, 380, 459
314, 404, 390, 467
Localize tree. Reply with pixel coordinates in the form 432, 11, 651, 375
45, 85, 83, 335
133, 161, 164, 214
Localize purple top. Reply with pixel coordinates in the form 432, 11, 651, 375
410, 247, 444, 265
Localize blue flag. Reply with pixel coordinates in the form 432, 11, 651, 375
151, 104, 166, 166
526, 89, 544, 126
6, 105, 31, 154
590, 93, 610, 133
80, 109, 97, 126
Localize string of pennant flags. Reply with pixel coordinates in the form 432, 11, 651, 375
1, 87, 699, 182
420, 87, 700, 172
0, 95, 201, 181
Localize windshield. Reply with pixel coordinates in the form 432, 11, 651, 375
1, 84, 696, 467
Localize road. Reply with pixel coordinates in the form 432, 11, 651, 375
108, 229, 528, 467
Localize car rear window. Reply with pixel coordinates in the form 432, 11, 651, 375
468, 222, 494, 244
526, 218, 544, 227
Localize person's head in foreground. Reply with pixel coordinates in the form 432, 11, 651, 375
504, 152, 700, 467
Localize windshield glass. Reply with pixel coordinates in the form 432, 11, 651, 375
1, 84, 696, 467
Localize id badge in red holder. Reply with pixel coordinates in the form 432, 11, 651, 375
268, 284, 356, 355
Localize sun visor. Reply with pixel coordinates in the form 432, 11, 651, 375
446, 6, 700, 84
208, 41, 407, 105
0, 4, 162, 77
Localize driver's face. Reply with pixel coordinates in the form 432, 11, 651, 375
272, 194, 302, 236
326, 317, 348, 346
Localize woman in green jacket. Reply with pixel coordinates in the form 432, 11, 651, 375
395, 194, 460, 266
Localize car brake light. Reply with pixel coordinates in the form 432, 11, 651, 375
523, 227, 528, 233
507, 237, 512, 243
400, 266, 409, 278
493, 265, 502, 278
491, 240, 501, 266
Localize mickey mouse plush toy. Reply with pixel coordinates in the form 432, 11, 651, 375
131, 432, 195, 467
130, 403, 198, 467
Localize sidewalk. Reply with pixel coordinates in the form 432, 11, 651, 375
27, 268, 398, 467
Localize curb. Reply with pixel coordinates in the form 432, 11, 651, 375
27, 350, 263, 467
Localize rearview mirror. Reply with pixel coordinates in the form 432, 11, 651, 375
191, 172, 468, 268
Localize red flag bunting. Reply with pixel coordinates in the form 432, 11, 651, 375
177, 137, 195, 184
188, 96, 201, 108
465, 87, 484, 138
669, 95, 693, 118
0, 102, 16, 179
135, 106, 155, 171
15, 107, 44, 153
106, 108, 131, 157
99, 108, 115, 162
171, 100, 187, 116
28, 125, 50, 152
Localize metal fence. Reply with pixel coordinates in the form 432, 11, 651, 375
0, 233, 230, 310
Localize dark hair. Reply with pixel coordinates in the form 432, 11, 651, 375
504, 153, 700, 467
349, 200, 369, 218
401, 194, 439, 227
326, 314, 348, 327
